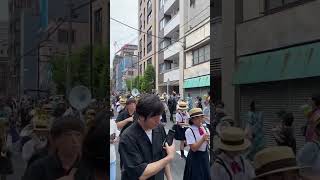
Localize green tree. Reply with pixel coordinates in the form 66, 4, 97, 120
50, 45, 109, 100
141, 64, 155, 93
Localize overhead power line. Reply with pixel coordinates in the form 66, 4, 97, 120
111, 17, 185, 45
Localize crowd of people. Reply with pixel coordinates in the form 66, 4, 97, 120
110, 92, 320, 180
0, 95, 108, 180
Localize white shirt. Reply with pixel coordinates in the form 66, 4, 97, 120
176, 111, 189, 123
22, 136, 47, 163
185, 125, 209, 152
110, 119, 120, 163
117, 105, 124, 113
297, 141, 320, 176
145, 130, 152, 143
211, 153, 255, 180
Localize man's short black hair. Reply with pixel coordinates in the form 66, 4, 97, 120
126, 98, 136, 105
282, 112, 294, 126
50, 115, 85, 139
136, 94, 164, 120
312, 94, 320, 107
215, 101, 224, 108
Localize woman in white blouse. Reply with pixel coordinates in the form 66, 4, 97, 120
183, 108, 210, 180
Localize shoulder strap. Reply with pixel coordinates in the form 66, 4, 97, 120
189, 128, 197, 142
240, 156, 245, 173
215, 157, 232, 180
312, 140, 320, 150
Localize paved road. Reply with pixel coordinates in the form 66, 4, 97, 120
115, 120, 189, 180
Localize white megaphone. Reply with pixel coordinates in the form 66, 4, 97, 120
68, 85, 92, 111
131, 88, 140, 97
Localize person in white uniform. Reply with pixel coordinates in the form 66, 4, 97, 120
211, 127, 255, 180
183, 108, 210, 180
174, 101, 189, 159
110, 117, 120, 180
297, 117, 320, 180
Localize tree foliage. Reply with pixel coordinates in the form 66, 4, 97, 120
141, 64, 155, 93
50, 45, 109, 99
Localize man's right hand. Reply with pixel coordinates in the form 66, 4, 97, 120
126, 117, 134, 122
163, 142, 175, 160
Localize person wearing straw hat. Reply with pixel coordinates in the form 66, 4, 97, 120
116, 98, 136, 135
297, 117, 320, 179
183, 108, 210, 180
117, 98, 127, 114
254, 146, 309, 180
174, 101, 190, 159
211, 127, 255, 180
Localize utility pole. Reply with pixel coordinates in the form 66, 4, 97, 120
66, 0, 73, 96
89, 0, 93, 97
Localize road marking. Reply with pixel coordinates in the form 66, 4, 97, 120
176, 150, 189, 157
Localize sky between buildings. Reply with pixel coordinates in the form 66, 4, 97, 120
110, 0, 138, 68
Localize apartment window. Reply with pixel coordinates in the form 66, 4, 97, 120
147, 0, 152, 10
128, 71, 134, 76
147, 58, 152, 64
160, 19, 165, 30
160, 41, 165, 49
143, 8, 145, 29
139, 39, 142, 52
147, 27, 152, 43
94, 8, 102, 43
144, 62, 146, 71
160, 0, 164, 9
139, 64, 142, 74
192, 44, 210, 65
265, 0, 312, 12
190, 0, 196, 7
58, 29, 75, 43
147, 12, 152, 23
147, 43, 152, 53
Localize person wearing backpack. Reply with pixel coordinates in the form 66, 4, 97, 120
211, 127, 255, 180
297, 117, 320, 179
183, 108, 210, 180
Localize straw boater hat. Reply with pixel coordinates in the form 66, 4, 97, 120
177, 101, 188, 110
216, 127, 251, 152
119, 98, 127, 105
254, 146, 309, 178
189, 108, 205, 119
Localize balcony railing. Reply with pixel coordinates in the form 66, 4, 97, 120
164, 0, 177, 15
164, 41, 181, 60
164, 12, 179, 37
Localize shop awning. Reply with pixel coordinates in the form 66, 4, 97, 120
158, 80, 179, 87
184, 75, 210, 89
233, 41, 320, 84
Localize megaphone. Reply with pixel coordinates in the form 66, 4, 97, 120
131, 88, 140, 97
68, 85, 92, 111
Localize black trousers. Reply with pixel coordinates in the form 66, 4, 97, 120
169, 110, 174, 122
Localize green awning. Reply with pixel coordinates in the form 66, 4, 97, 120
233, 42, 320, 84
184, 75, 210, 89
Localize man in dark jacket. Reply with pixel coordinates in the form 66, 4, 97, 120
167, 95, 177, 123
119, 94, 175, 180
